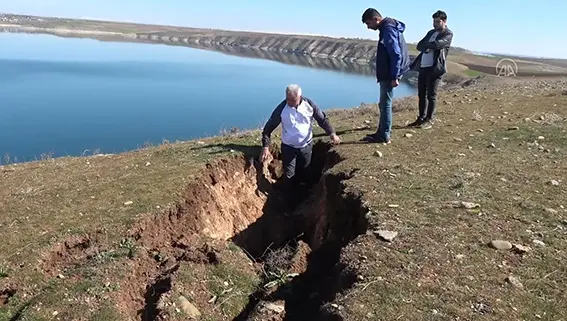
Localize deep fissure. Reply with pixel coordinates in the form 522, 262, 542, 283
110, 140, 369, 320
230, 142, 370, 321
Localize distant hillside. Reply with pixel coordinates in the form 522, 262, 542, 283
2, 13, 567, 79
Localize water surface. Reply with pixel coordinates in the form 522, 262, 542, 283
0, 33, 416, 162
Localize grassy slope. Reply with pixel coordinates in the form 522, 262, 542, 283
332, 80, 567, 320
1, 77, 566, 320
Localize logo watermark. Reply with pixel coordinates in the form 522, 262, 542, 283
495, 58, 518, 77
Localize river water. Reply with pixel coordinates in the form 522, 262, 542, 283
0, 32, 416, 162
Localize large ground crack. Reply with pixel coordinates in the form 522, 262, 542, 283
230, 143, 369, 321
41, 140, 368, 320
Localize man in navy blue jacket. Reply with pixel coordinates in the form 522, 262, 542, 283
361, 8, 410, 144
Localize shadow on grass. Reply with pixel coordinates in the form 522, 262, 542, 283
190, 143, 262, 158
313, 126, 371, 138
191, 127, 372, 158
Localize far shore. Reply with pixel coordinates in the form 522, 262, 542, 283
2, 13, 567, 83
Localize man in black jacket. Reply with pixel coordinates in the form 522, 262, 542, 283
408, 10, 453, 129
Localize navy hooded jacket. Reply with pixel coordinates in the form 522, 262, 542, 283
375, 17, 410, 82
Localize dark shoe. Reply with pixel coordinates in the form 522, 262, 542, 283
363, 134, 391, 144
362, 132, 379, 142
364, 131, 379, 138
407, 118, 425, 127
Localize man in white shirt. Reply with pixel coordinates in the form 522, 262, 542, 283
261, 84, 340, 199
408, 10, 453, 129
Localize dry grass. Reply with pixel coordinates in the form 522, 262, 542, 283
327, 79, 567, 320
1, 78, 566, 320
0, 134, 262, 320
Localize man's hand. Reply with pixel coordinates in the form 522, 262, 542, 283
260, 147, 272, 163
330, 133, 341, 145
391, 79, 399, 87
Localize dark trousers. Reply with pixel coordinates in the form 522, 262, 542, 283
417, 67, 442, 121
279, 141, 313, 207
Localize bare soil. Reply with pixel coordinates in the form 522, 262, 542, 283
1, 77, 566, 320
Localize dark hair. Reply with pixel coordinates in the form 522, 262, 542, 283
432, 10, 447, 21
362, 8, 381, 22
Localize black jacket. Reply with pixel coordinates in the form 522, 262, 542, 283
410, 27, 453, 76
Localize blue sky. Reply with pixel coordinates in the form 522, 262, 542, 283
1, 0, 565, 58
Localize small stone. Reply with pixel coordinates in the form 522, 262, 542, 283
145, 162, 151, 166
533, 240, 546, 247
124, 201, 134, 206
375, 230, 398, 242
506, 275, 524, 289
548, 180, 560, 186
261, 302, 285, 314
454, 138, 463, 142
512, 244, 531, 254
331, 303, 339, 309
364, 120, 371, 124
489, 240, 513, 250
537, 136, 545, 140
477, 129, 484, 132
404, 133, 413, 138
57, 274, 65, 279
545, 208, 558, 214
357, 275, 365, 281
52, 311, 59, 316
374, 150, 383, 158
457, 201, 480, 209
197, 141, 205, 145
178, 296, 201, 318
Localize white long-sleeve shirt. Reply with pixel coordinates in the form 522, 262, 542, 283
262, 96, 335, 149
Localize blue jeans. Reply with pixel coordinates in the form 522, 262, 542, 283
377, 80, 394, 141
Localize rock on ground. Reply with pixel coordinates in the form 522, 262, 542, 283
247, 300, 286, 321
375, 230, 398, 242
512, 244, 532, 254
490, 240, 513, 250
177, 296, 201, 319
506, 275, 524, 289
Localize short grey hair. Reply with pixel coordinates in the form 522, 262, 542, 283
286, 84, 302, 97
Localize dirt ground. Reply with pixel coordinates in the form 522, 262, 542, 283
1, 73, 566, 320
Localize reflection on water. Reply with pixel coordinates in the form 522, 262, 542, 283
1, 29, 376, 76
1, 28, 420, 83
